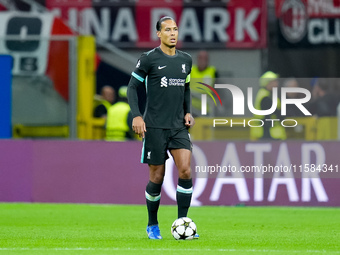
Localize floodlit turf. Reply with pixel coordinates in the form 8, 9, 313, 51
0, 203, 339, 255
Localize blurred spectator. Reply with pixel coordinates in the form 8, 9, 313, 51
191, 50, 218, 116
283, 78, 305, 117
251, 71, 286, 140
310, 77, 319, 100
106, 86, 134, 141
94, 85, 115, 118
308, 78, 340, 117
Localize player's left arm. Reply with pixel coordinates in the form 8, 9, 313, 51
184, 74, 195, 127
184, 55, 194, 127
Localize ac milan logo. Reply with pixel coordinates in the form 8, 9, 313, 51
279, 0, 308, 43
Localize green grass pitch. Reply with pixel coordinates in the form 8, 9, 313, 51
0, 203, 339, 255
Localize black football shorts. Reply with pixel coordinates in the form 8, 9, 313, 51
141, 127, 192, 165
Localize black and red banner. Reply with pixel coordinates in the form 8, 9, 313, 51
276, 0, 340, 47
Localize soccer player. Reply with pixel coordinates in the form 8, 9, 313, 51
127, 16, 198, 240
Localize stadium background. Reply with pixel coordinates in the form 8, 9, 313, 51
1, 0, 340, 208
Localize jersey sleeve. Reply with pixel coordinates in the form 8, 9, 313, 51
188, 54, 193, 74
184, 56, 192, 114
131, 53, 149, 83
127, 54, 149, 118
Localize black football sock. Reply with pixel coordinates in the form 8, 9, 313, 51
176, 178, 193, 218
145, 181, 162, 226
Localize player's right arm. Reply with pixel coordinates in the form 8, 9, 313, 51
127, 54, 149, 138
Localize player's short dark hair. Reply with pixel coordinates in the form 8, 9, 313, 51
156, 16, 175, 31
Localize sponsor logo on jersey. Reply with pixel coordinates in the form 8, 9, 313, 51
161, 76, 168, 87
161, 76, 185, 87
158, 65, 166, 69
169, 78, 185, 86
136, 60, 140, 68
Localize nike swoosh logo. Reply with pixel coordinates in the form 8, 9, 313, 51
158, 65, 166, 69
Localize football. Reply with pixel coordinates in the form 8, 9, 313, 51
171, 217, 197, 240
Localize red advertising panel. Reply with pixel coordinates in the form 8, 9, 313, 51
43, 0, 267, 49
135, 0, 183, 48
225, 0, 267, 48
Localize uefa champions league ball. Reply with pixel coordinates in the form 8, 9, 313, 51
171, 217, 197, 240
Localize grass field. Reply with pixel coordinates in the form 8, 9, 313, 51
0, 203, 339, 255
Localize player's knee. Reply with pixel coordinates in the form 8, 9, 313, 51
150, 170, 165, 184
178, 168, 191, 179
151, 174, 164, 184
149, 165, 165, 184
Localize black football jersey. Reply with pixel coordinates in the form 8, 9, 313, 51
129, 47, 192, 129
